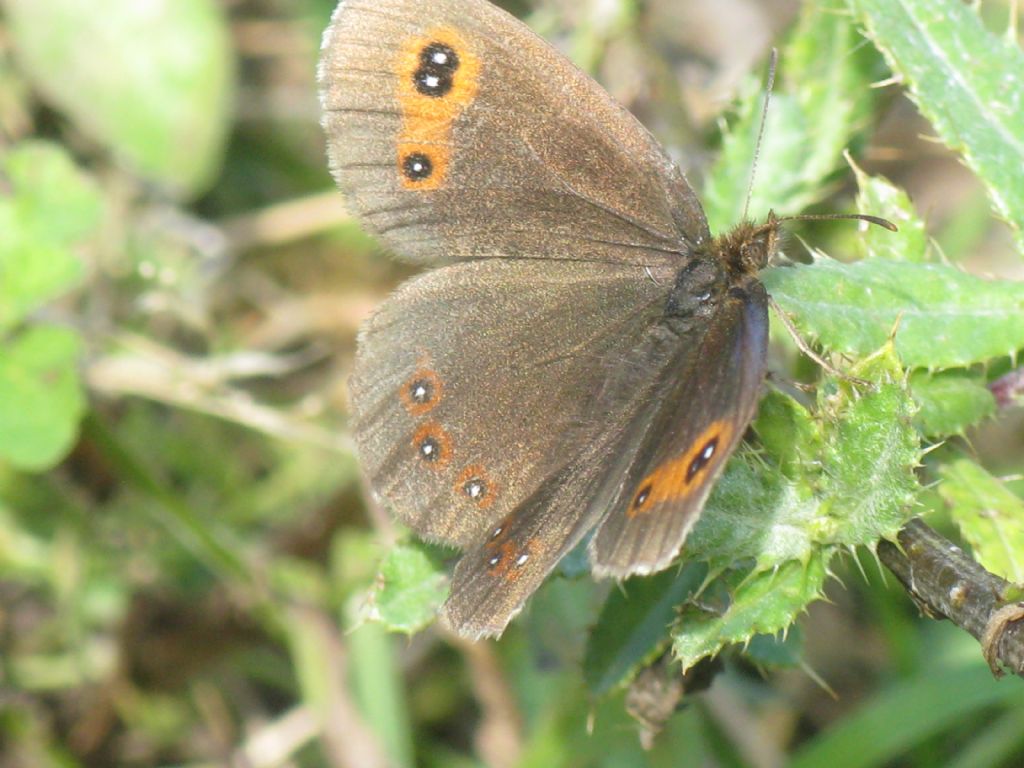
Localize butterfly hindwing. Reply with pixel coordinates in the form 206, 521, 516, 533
350, 258, 672, 549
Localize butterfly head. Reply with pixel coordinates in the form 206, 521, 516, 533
713, 211, 782, 280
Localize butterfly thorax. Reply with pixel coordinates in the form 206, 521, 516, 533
663, 214, 779, 323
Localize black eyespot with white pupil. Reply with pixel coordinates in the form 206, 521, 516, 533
402, 153, 433, 181
408, 376, 435, 404
634, 483, 652, 508
414, 42, 459, 97
418, 436, 441, 462
687, 437, 719, 481
463, 477, 487, 501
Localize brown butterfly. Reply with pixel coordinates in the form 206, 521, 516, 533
319, 0, 860, 639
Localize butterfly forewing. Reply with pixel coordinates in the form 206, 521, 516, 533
319, 0, 709, 265
589, 281, 769, 577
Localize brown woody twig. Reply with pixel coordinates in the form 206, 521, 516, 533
878, 519, 1024, 679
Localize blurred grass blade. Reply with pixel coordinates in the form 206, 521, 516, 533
584, 564, 705, 695
348, 615, 415, 768
82, 412, 250, 583
945, 706, 1024, 768
849, 0, 1024, 249
789, 662, 1024, 768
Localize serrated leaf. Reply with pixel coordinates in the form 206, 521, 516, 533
668, 347, 920, 664
689, 454, 819, 569
819, 349, 921, 547
849, 0, 1024, 248
910, 370, 996, 438
763, 258, 1024, 369
852, 166, 928, 263
584, 564, 705, 696
703, 2, 880, 232
365, 543, 449, 635
4, 0, 234, 197
939, 459, 1024, 584
0, 325, 85, 470
753, 389, 822, 478
745, 626, 805, 669
672, 555, 828, 672
694, 350, 919, 568
0, 142, 100, 330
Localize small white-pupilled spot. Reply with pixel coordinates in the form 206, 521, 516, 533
424, 74, 440, 89
491, 526, 503, 539
488, 555, 501, 566
465, 480, 485, 499
702, 442, 716, 461
413, 383, 428, 398
515, 554, 529, 567
431, 50, 449, 65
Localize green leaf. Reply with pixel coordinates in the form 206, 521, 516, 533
848, 0, 1024, 248
4, 140, 104, 244
939, 458, 1024, 584
852, 165, 928, 263
0, 142, 101, 330
763, 258, 1024, 369
672, 555, 828, 672
910, 370, 996, 438
753, 389, 822, 478
0, 325, 85, 471
703, 1, 880, 232
365, 542, 449, 635
584, 564, 705, 696
744, 626, 805, 669
695, 348, 919, 567
4, 0, 235, 197
689, 452, 819, 569
818, 349, 921, 547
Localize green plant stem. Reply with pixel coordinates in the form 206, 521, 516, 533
878, 519, 1024, 678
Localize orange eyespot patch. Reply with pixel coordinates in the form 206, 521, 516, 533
400, 367, 443, 416
454, 464, 498, 509
484, 522, 537, 582
412, 421, 452, 469
395, 27, 480, 190
628, 420, 734, 517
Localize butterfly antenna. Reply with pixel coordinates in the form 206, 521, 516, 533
777, 212, 898, 231
742, 48, 778, 223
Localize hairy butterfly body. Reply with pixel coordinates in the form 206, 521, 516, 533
319, 0, 776, 638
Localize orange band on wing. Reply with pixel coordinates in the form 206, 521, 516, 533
627, 420, 734, 518
395, 27, 481, 190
